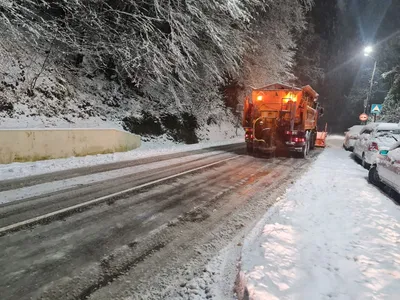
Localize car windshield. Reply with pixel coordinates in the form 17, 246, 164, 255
376, 129, 400, 142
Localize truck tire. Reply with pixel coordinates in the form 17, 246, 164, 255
300, 138, 310, 159
253, 147, 260, 157
246, 143, 253, 154
310, 132, 316, 150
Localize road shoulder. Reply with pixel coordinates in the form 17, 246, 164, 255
234, 141, 400, 299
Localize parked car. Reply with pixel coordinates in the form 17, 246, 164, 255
343, 125, 364, 151
353, 123, 400, 169
369, 142, 400, 199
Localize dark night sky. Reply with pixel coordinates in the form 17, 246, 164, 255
310, 0, 400, 132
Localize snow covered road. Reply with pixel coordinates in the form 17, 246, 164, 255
0, 137, 243, 181
0, 144, 320, 300
8, 135, 396, 300
240, 137, 400, 300
0, 150, 238, 205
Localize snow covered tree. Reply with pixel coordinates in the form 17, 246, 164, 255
380, 37, 400, 122
293, 22, 325, 87
0, 0, 316, 114
238, 0, 314, 89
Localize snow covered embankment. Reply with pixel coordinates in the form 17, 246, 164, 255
239, 137, 400, 299
0, 137, 242, 181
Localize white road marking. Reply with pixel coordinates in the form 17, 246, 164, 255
0, 150, 228, 205
0, 155, 241, 235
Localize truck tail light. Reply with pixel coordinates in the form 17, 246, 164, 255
368, 142, 379, 151
293, 137, 305, 143
286, 130, 299, 136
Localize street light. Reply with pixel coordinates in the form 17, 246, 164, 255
363, 46, 377, 119
364, 46, 373, 56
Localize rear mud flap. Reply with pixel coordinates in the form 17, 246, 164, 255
253, 140, 276, 153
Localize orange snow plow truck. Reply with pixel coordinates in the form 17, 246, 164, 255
242, 83, 324, 158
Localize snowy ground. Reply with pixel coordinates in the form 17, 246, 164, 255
0, 115, 124, 130
239, 136, 400, 300
0, 136, 242, 181
0, 150, 230, 204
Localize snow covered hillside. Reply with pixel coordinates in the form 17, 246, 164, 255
239, 136, 400, 299
0, 47, 239, 145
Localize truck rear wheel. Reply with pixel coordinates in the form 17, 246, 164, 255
246, 143, 253, 154
299, 139, 310, 158
310, 132, 316, 150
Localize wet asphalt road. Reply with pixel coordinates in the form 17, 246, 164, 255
0, 143, 321, 300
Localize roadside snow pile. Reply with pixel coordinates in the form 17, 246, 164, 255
239, 142, 400, 299
325, 134, 344, 140
196, 121, 240, 142
0, 137, 242, 181
0, 115, 123, 130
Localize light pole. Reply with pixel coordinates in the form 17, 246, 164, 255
363, 46, 378, 120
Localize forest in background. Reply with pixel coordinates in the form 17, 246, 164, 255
0, 0, 317, 141
0, 0, 399, 138
309, 0, 400, 131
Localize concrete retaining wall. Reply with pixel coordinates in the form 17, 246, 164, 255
0, 128, 141, 164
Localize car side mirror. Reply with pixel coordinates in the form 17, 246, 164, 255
379, 150, 389, 156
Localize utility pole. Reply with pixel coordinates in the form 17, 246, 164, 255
364, 59, 377, 115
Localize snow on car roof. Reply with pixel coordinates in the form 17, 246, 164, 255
364, 122, 400, 131
347, 125, 364, 133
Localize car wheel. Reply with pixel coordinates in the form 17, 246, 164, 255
393, 191, 400, 203
362, 154, 371, 169
368, 166, 382, 188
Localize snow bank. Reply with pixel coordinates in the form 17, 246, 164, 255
0, 137, 243, 181
0, 115, 123, 130
241, 147, 400, 299
326, 134, 344, 140
196, 121, 239, 142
